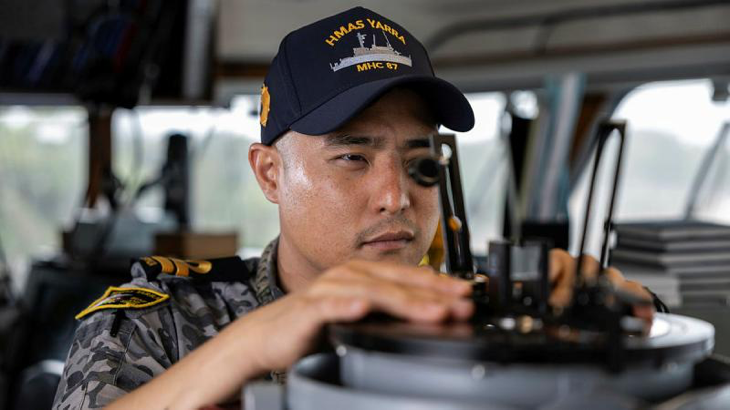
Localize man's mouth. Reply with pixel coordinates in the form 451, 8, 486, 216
361, 231, 415, 251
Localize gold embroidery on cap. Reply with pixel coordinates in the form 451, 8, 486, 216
329, 31, 411, 73
260, 85, 271, 127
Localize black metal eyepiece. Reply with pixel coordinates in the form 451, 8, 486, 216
407, 156, 440, 187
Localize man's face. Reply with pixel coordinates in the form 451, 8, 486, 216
275, 88, 439, 272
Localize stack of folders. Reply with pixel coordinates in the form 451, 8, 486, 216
610, 220, 730, 308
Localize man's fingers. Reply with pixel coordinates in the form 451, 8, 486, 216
549, 249, 576, 307
346, 260, 472, 296
355, 277, 473, 321
601, 266, 626, 285
309, 275, 472, 322
592, 267, 655, 326
551, 252, 602, 280
603, 268, 653, 302
314, 296, 371, 323
548, 249, 569, 283
530, 250, 656, 327
581, 256, 601, 279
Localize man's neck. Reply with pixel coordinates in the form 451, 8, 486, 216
276, 234, 322, 293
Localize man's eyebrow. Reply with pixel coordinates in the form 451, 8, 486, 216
323, 134, 433, 150
324, 134, 384, 148
404, 137, 431, 149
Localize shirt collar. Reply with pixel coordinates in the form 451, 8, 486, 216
252, 236, 286, 305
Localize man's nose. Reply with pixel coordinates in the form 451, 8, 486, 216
372, 158, 411, 215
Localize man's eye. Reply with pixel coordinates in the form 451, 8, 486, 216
338, 154, 367, 163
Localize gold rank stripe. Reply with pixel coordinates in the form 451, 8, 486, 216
75, 286, 170, 320
148, 256, 213, 277
151, 256, 176, 274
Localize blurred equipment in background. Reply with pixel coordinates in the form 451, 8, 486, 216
0, 0, 214, 105
8, 265, 112, 410
64, 131, 187, 266
612, 220, 730, 359
611, 220, 730, 307
136, 132, 191, 228
0, 234, 22, 409
8, 127, 236, 409
612, 122, 730, 356
7, 127, 236, 408
163, 133, 191, 228
684, 122, 730, 219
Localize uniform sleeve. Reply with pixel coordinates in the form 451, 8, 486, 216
52, 306, 176, 410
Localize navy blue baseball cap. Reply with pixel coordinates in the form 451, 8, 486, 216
259, 6, 475, 145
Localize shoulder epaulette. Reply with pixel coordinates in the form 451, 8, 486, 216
136, 255, 253, 282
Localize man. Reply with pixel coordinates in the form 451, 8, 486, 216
53, 7, 653, 409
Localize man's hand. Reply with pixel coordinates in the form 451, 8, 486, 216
233, 260, 473, 372
548, 249, 655, 324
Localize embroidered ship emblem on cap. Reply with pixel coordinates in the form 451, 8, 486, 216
330, 32, 412, 72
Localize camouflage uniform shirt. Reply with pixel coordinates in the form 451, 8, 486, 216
52, 238, 285, 409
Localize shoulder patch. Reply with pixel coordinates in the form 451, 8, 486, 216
75, 286, 169, 320
136, 255, 252, 282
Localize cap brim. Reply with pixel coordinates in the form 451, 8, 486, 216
290, 75, 475, 135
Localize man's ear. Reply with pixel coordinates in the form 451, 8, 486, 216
249, 142, 282, 204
